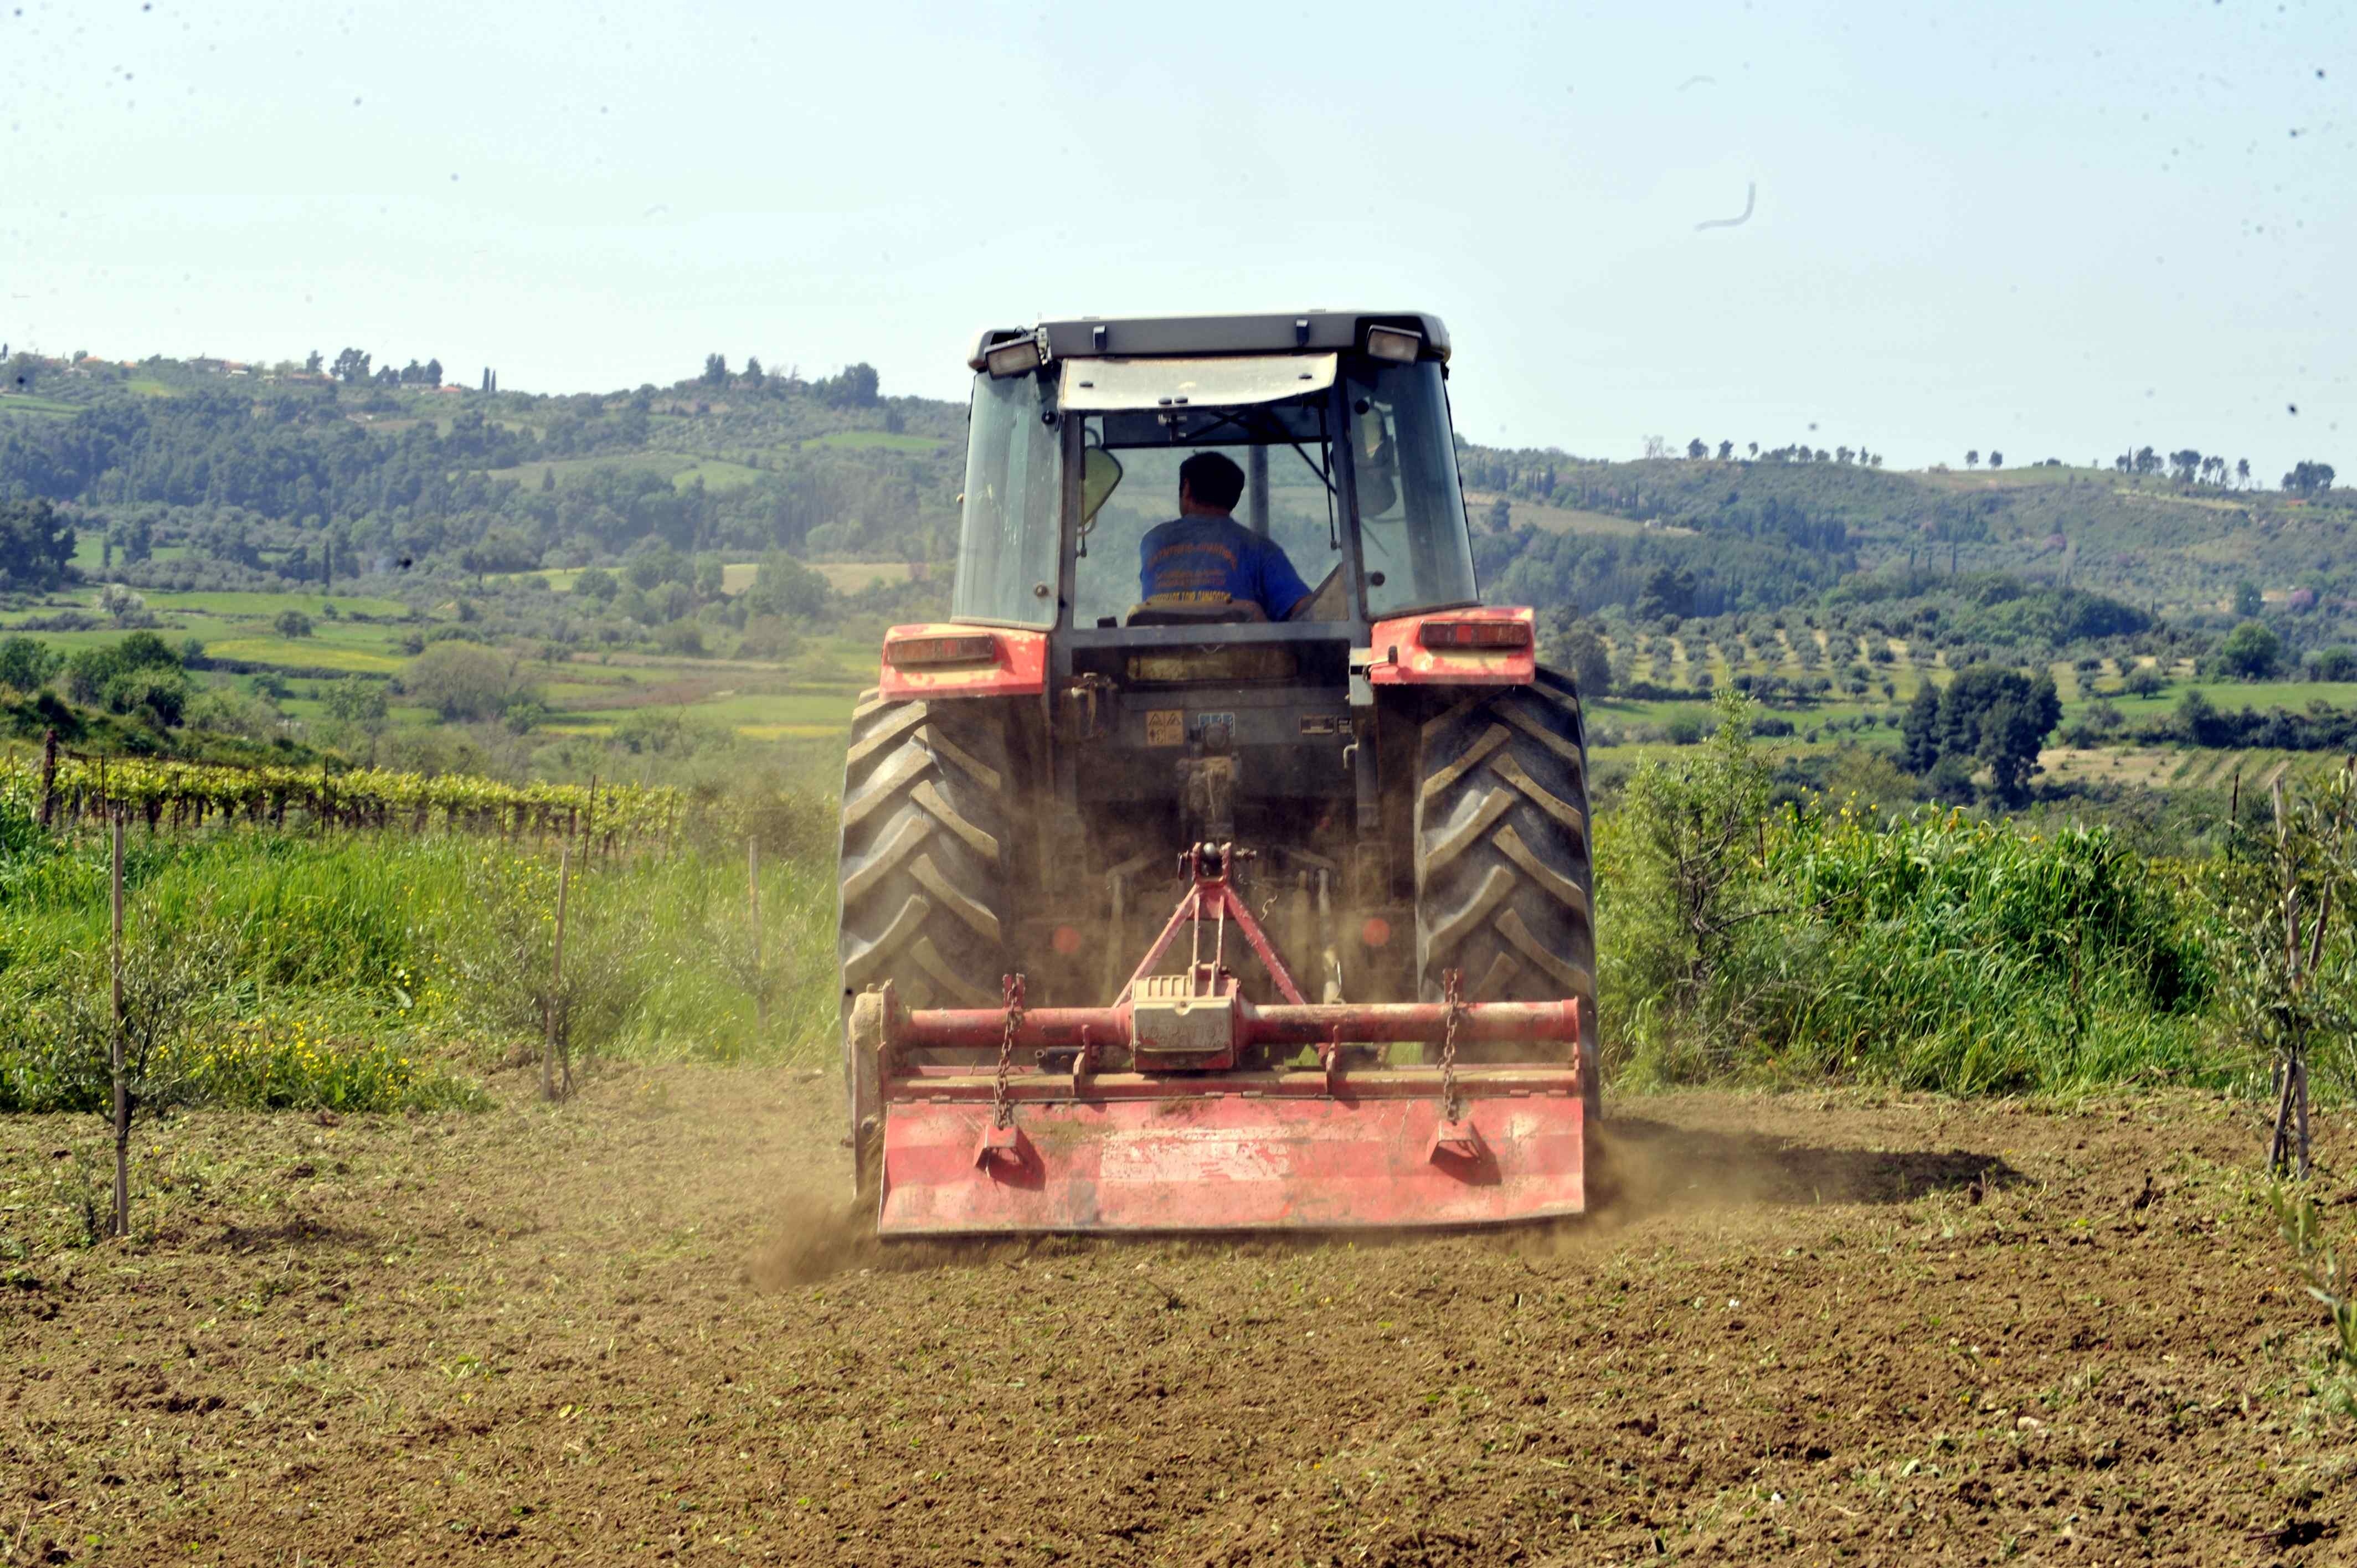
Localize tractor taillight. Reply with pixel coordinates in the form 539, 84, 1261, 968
1418, 619, 1532, 652
886, 633, 997, 668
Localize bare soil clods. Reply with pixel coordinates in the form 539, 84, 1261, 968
3, 1075, 2351, 1564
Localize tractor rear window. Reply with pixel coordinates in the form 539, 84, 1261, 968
952, 372, 1060, 627
1347, 360, 1479, 618
1074, 421, 1347, 628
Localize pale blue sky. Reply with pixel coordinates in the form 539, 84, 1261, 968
2, 1, 2349, 476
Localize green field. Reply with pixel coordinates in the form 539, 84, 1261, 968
801, 430, 943, 452
202, 635, 406, 672
2084, 678, 2357, 721
0, 394, 80, 418
482, 452, 703, 489
149, 589, 411, 618
672, 458, 765, 491
808, 560, 914, 593
1464, 492, 1664, 538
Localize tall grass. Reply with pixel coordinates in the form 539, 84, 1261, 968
1599, 696, 2229, 1095
0, 699, 2288, 1116
0, 797, 837, 1113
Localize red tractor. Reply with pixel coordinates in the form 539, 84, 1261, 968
838, 311, 1596, 1235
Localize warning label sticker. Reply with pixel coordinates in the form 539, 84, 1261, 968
1145, 709, 1185, 747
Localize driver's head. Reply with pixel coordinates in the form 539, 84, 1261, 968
1179, 451, 1246, 516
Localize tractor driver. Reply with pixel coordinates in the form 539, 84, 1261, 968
1138, 451, 1313, 622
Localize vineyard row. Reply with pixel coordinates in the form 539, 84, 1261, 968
4, 739, 686, 849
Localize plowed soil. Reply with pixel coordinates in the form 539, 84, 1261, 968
4, 1069, 2353, 1565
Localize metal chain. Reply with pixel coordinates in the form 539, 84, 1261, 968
1440, 967, 1464, 1122
992, 972, 1026, 1130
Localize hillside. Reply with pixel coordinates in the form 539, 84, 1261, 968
4, 349, 2346, 633
0, 352, 963, 596
1470, 451, 2357, 626
2, 346, 2353, 829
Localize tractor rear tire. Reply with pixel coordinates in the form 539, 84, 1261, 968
1412, 668, 1597, 1084
836, 689, 1015, 1014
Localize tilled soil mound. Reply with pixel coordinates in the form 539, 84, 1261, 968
3, 1070, 2352, 1565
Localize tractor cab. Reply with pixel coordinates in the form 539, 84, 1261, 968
950, 312, 1480, 648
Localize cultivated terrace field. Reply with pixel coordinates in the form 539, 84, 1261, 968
3, 1073, 2351, 1564
3, 699, 2357, 1562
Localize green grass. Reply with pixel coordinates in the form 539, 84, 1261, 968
200, 636, 405, 672
553, 689, 863, 739
672, 459, 764, 491
809, 560, 915, 593
2074, 678, 2357, 724
0, 394, 80, 418
1466, 492, 1662, 537
481, 452, 697, 488
148, 589, 412, 618
0, 818, 837, 1115
801, 430, 943, 452
1914, 463, 2107, 493
1600, 708, 2228, 1096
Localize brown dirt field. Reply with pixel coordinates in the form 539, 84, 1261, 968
4, 1071, 2354, 1565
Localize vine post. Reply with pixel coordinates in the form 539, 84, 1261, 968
109, 811, 130, 1238
2268, 775, 2319, 1177
748, 837, 765, 1037
543, 845, 572, 1102
38, 727, 58, 828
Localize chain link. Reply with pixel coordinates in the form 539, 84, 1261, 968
991, 972, 1026, 1131
1439, 967, 1463, 1122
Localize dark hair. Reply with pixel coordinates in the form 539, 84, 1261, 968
1179, 451, 1247, 512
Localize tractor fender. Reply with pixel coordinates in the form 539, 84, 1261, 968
876, 624, 1048, 700
1360, 606, 1536, 687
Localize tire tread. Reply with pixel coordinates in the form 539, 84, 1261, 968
1412, 669, 1597, 1060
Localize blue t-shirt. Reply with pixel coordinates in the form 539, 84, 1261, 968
1138, 514, 1313, 621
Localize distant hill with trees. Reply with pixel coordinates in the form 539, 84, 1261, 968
1, 343, 2346, 674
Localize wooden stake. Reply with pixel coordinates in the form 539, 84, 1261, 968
110, 813, 128, 1239
544, 846, 570, 1101
2266, 773, 2315, 1178
37, 728, 58, 828
748, 837, 765, 1038
2276, 775, 2297, 976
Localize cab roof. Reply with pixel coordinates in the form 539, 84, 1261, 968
968, 310, 1449, 370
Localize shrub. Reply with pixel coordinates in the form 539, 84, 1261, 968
406, 641, 524, 721
1598, 698, 2217, 1094
0, 635, 60, 693
101, 668, 192, 728
98, 582, 149, 625
2310, 647, 2357, 683
2210, 620, 2283, 681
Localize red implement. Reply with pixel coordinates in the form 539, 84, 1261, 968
878, 1084, 1583, 1235
851, 843, 1591, 1237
